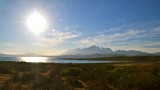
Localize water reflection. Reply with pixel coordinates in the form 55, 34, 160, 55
18, 57, 130, 63
21, 57, 47, 62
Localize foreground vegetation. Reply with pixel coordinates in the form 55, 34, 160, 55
0, 61, 160, 90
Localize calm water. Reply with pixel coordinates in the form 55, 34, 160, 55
0, 56, 128, 64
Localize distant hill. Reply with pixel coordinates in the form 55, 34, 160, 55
114, 50, 149, 56
63, 45, 160, 56
0, 53, 15, 57
0, 53, 42, 57
17, 53, 42, 57
58, 54, 126, 59
154, 52, 160, 55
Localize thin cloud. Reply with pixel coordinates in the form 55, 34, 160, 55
5, 43, 16, 47
77, 30, 140, 45
34, 29, 81, 47
154, 27, 160, 32
51, 29, 81, 41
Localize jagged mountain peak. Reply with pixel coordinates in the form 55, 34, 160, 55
64, 45, 113, 55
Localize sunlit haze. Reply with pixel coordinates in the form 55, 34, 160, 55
21, 57, 47, 62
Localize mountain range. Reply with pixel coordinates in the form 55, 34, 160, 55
63, 45, 160, 56
0, 45, 160, 57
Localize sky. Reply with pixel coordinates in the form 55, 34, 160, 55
0, 0, 160, 55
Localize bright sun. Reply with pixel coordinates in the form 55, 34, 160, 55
26, 12, 48, 35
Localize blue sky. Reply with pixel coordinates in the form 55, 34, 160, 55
0, 0, 160, 55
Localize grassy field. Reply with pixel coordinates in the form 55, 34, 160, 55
0, 56, 160, 90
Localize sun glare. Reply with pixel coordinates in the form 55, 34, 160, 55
26, 12, 48, 35
21, 57, 47, 62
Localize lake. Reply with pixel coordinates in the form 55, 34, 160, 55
0, 56, 129, 64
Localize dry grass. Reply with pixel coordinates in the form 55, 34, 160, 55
0, 60, 160, 90
0, 74, 10, 88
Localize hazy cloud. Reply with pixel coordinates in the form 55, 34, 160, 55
34, 29, 81, 47
51, 29, 81, 41
5, 43, 16, 47
78, 30, 140, 45
154, 27, 160, 32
